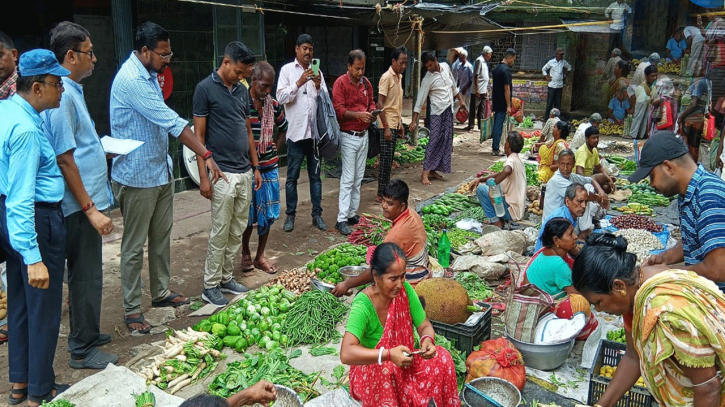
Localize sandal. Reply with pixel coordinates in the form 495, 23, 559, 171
254, 258, 278, 275
27, 383, 70, 406
7, 387, 27, 405
491, 150, 502, 156
241, 255, 254, 272
124, 314, 152, 334
0, 328, 7, 344
151, 292, 190, 308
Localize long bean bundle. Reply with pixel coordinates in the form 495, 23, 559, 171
282, 290, 348, 345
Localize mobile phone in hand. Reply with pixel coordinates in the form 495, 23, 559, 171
372, 109, 382, 117
311, 58, 320, 76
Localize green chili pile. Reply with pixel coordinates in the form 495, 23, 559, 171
282, 290, 349, 345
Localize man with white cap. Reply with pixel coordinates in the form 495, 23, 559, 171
472, 45, 493, 131
630, 131, 725, 292
0, 48, 71, 405
630, 52, 660, 86
457, 49, 474, 121
569, 113, 602, 152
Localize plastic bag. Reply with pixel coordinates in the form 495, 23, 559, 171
451, 255, 507, 280
474, 230, 528, 256
600, 157, 619, 177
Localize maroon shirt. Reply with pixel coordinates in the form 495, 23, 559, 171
332, 73, 377, 133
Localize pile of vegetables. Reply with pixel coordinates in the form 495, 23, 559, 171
137, 328, 226, 394
193, 285, 297, 352
454, 207, 487, 224
265, 268, 316, 295
40, 401, 75, 407
446, 228, 479, 251
394, 138, 428, 164
456, 180, 477, 195
520, 116, 534, 128
488, 162, 540, 186
422, 214, 452, 230
614, 202, 654, 216
422, 193, 477, 216
465, 338, 526, 390
527, 200, 543, 216
605, 155, 637, 173
0, 289, 6, 320
607, 328, 626, 344
628, 192, 670, 207
610, 214, 663, 232
134, 390, 156, 407
282, 290, 349, 346
209, 348, 321, 402
454, 272, 493, 301
614, 229, 664, 264
347, 215, 391, 246
308, 243, 367, 286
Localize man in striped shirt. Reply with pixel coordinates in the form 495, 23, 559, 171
629, 131, 725, 291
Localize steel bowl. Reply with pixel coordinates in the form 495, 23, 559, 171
310, 277, 334, 293
505, 330, 575, 371
271, 384, 303, 407
339, 265, 367, 281
418, 126, 430, 139
462, 377, 522, 407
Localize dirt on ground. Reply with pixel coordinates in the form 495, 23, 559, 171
0, 110, 508, 402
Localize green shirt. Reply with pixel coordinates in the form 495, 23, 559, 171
526, 253, 572, 298
345, 281, 426, 349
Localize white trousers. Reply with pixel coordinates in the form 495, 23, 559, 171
338, 131, 369, 223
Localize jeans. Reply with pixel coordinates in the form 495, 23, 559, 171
545, 87, 563, 120
476, 184, 512, 223
65, 210, 104, 359
112, 181, 173, 315
204, 171, 252, 289
338, 131, 369, 223
492, 111, 507, 152
0, 198, 65, 398
285, 139, 322, 218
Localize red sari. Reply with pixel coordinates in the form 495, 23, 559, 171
349, 288, 461, 407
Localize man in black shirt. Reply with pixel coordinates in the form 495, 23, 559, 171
491, 48, 516, 156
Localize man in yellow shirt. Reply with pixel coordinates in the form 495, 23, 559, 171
575, 126, 613, 189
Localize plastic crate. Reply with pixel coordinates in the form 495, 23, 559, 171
588, 339, 657, 407
430, 303, 492, 356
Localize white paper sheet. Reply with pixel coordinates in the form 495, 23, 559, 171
100, 136, 144, 155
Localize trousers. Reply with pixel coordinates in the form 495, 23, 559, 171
338, 131, 369, 223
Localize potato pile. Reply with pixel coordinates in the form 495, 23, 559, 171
527, 200, 543, 216
456, 180, 477, 195
0, 290, 6, 320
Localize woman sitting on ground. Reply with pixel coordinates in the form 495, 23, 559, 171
532, 108, 560, 154
536, 120, 570, 183
522, 218, 598, 339
341, 242, 460, 407
573, 233, 725, 407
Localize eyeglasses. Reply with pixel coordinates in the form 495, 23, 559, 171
74, 49, 95, 58
40, 81, 64, 90
150, 49, 173, 61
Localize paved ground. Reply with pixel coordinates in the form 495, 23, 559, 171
0, 107, 509, 402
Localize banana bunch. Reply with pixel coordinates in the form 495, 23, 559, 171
658, 61, 679, 74
571, 118, 584, 127
599, 121, 624, 135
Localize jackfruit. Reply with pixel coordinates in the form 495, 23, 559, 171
414, 278, 472, 325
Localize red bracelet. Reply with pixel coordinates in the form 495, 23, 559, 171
82, 201, 95, 213
203, 150, 213, 161
421, 335, 434, 346
387, 350, 391, 362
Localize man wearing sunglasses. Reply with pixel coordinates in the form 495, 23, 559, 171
110, 21, 226, 334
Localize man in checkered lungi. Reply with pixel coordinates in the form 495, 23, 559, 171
409, 52, 466, 185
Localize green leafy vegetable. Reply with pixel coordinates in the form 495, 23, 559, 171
454, 272, 493, 300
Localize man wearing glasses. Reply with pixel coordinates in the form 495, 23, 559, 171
110, 21, 226, 334
42, 21, 118, 370
0, 48, 72, 406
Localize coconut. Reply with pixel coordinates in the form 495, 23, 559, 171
414, 278, 472, 325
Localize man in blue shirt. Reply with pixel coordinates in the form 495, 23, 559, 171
666, 28, 687, 63
110, 22, 225, 333
631, 131, 725, 292
42, 22, 118, 369
535, 183, 587, 253
0, 49, 71, 406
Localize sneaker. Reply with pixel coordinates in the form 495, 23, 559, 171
336, 221, 352, 235
283, 215, 295, 232
221, 278, 249, 294
201, 287, 229, 306
312, 216, 328, 231
347, 215, 360, 225
68, 347, 119, 370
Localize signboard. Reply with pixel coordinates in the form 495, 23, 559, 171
512, 79, 549, 104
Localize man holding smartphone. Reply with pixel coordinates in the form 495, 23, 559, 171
377, 46, 408, 202
332, 49, 377, 235
276, 34, 327, 233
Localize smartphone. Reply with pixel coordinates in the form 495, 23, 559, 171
371, 109, 382, 118
404, 350, 425, 357
311, 58, 320, 76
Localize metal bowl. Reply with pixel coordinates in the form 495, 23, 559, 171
339, 265, 367, 281
505, 330, 575, 371
272, 384, 303, 407
462, 377, 522, 407
310, 277, 334, 293
418, 126, 430, 139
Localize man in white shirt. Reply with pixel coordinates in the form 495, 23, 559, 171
631, 53, 660, 86
409, 52, 466, 185
570, 113, 602, 152
542, 49, 572, 120
472, 45, 493, 131
276, 34, 328, 233
605, 0, 632, 54
684, 25, 706, 77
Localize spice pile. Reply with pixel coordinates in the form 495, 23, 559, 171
610, 214, 663, 233
614, 229, 663, 264
266, 268, 316, 295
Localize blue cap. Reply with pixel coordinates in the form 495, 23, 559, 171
18, 49, 71, 77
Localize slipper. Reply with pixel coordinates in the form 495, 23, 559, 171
152, 292, 190, 308
7, 387, 27, 405
491, 151, 502, 156
124, 314, 152, 334
0, 328, 7, 345
69, 347, 119, 369
254, 259, 278, 275
28, 383, 70, 406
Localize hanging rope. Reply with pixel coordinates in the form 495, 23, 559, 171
431, 19, 611, 35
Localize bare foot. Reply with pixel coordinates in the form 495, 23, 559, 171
241, 254, 254, 272
421, 176, 432, 185
429, 171, 444, 180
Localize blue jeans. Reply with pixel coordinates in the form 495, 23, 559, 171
492, 111, 507, 152
477, 184, 511, 223
285, 139, 322, 217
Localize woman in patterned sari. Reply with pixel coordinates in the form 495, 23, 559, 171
536, 120, 570, 183
608, 60, 631, 102
572, 233, 725, 407
341, 242, 460, 407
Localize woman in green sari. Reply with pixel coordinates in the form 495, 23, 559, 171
572, 233, 725, 407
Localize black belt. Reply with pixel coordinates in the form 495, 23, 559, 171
346, 130, 367, 137
0, 195, 61, 208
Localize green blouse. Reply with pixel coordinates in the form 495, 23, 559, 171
345, 281, 426, 349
